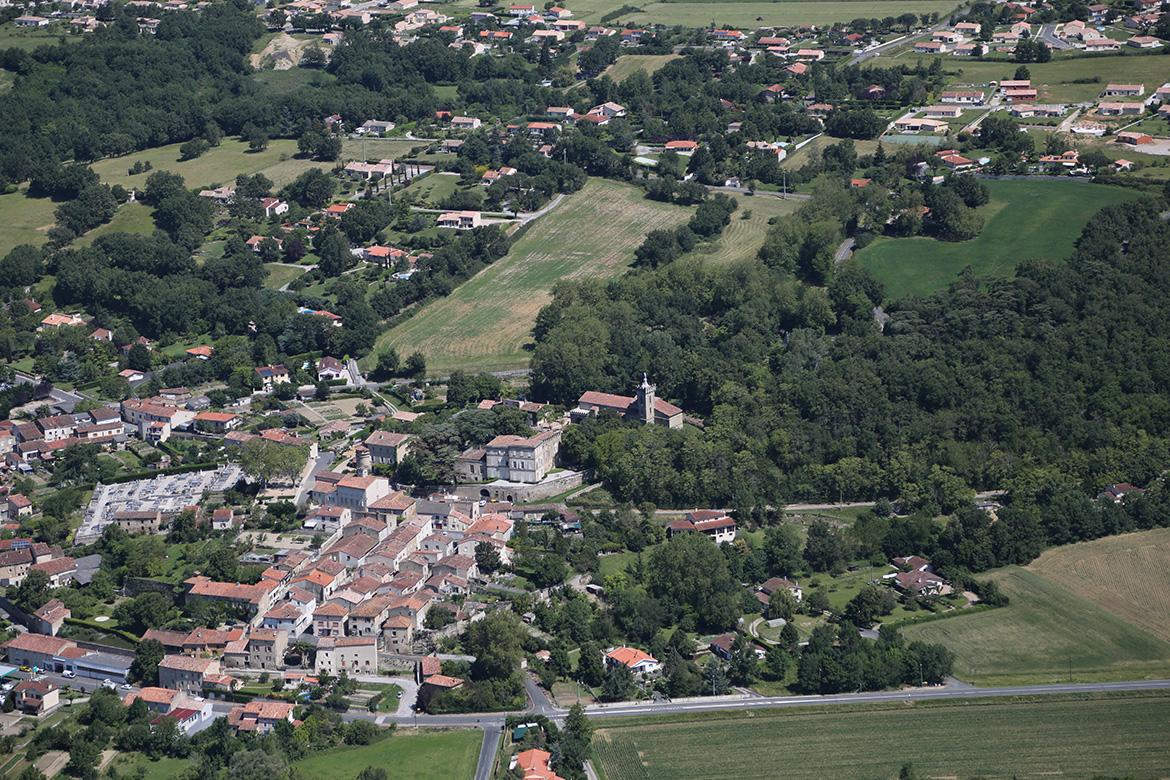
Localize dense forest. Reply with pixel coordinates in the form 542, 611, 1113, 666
533, 194, 1170, 512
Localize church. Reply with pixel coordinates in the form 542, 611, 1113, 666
572, 375, 684, 428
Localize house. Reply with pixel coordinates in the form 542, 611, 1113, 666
210, 507, 241, 531
14, 15, 51, 27
194, 411, 241, 434
665, 510, 736, 544
893, 569, 949, 596
1037, 150, 1081, 168
317, 356, 348, 382
315, 636, 378, 675
357, 119, 396, 135
1082, 37, 1120, 51
158, 655, 222, 695
31, 599, 70, 636
1003, 87, 1038, 102
604, 646, 660, 675
954, 21, 981, 34
794, 48, 825, 61
664, 140, 699, 154
186, 345, 214, 360
457, 430, 560, 484
1116, 131, 1154, 145
513, 749, 566, 780
924, 105, 963, 119
1097, 102, 1144, 116
591, 101, 627, 118
436, 211, 482, 229
1127, 35, 1163, 47
450, 116, 482, 130
254, 363, 291, 391
184, 575, 279, 618
227, 700, 297, 734
952, 42, 986, 56
260, 198, 289, 218
708, 633, 738, 661
364, 430, 415, 466
939, 90, 984, 105
1102, 83, 1145, 97
1099, 482, 1145, 502
914, 40, 947, 53
574, 375, 683, 428
14, 680, 59, 714
939, 153, 976, 170
323, 203, 355, 218
198, 185, 235, 204
247, 629, 288, 670
760, 576, 804, 603
118, 368, 146, 383
313, 602, 348, 637
784, 62, 808, 76
39, 313, 86, 330
7, 494, 33, 518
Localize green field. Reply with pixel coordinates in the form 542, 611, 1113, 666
90, 139, 319, 190
933, 53, 1170, 104
593, 692, 1170, 780
857, 179, 1143, 298
681, 195, 800, 266
295, 730, 481, 780
401, 171, 462, 206
263, 262, 308, 290
782, 136, 880, 170
0, 188, 57, 256
0, 23, 77, 51
346, 137, 432, 161
252, 67, 338, 94
452, 0, 959, 26
73, 202, 157, 247
904, 530, 1170, 685
604, 54, 681, 82
370, 178, 692, 374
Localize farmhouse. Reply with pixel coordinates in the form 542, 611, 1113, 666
1097, 102, 1144, 116
923, 105, 963, 118
574, 375, 683, 428
605, 646, 661, 675
1101, 83, 1145, 97
940, 90, 985, 105
364, 430, 415, 466
1116, 131, 1154, 145
914, 40, 946, 53
436, 211, 483, 229
666, 510, 736, 544
893, 117, 949, 133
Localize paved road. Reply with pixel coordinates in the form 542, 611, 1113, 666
12, 371, 88, 412
474, 722, 503, 780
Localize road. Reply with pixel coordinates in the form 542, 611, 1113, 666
12, 371, 88, 412
1038, 23, 1072, 50
294, 450, 336, 506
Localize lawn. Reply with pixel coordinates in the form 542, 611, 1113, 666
401, 171, 462, 206
295, 730, 481, 780
251, 67, 337, 94
0, 23, 78, 51
0, 187, 58, 256
679, 195, 800, 266
592, 692, 1170, 780
345, 137, 431, 161
781, 135, 879, 170
90, 139, 319, 190
604, 54, 681, 82
263, 262, 308, 290
73, 202, 157, 246
903, 534, 1170, 685
369, 178, 692, 374
856, 179, 1143, 298
105, 754, 192, 780
935, 52, 1170, 104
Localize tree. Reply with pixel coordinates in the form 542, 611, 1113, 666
576, 642, 604, 687
229, 749, 290, 780
245, 126, 269, 152
803, 520, 849, 572
474, 541, 502, 574
12, 569, 50, 611
283, 168, 335, 209
556, 704, 593, 779
404, 351, 427, 377
728, 635, 758, 685
238, 438, 309, 489
805, 589, 830, 616
179, 138, 210, 161
375, 348, 399, 378
131, 639, 164, 685
355, 769, 388, 780
843, 584, 896, 627
1013, 65, 1030, 80
600, 661, 634, 701
768, 588, 798, 621
704, 659, 730, 695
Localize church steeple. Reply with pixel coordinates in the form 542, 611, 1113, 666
636, 373, 656, 425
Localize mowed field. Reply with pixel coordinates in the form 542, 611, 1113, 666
604, 54, 681, 82
680, 195, 799, 266
904, 529, 1170, 685
930, 53, 1170, 104
295, 729, 481, 780
592, 692, 1170, 780
0, 187, 58, 257
857, 179, 1142, 298
449, 0, 958, 26
73, 202, 157, 246
371, 178, 691, 374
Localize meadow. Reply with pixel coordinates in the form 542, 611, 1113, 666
73, 202, 157, 246
90, 139, 318, 190
0, 23, 79, 51
904, 530, 1170, 685
401, 171, 462, 206
592, 692, 1170, 780
294, 729, 481, 780
604, 54, 681, 82
369, 178, 692, 374
932, 53, 1170, 104
856, 179, 1142, 298
680, 194, 800, 266
0, 187, 58, 257
262, 262, 308, 290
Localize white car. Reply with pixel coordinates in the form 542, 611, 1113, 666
101, 679, 116, 690
62, 670, 76, 679
119, 683, 133, 690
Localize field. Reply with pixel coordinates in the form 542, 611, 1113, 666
452, 0, 959, 27
294, 729, 481, 780
90, 139, 318, 190
604, 54, 680, 82
782, 135, 879, 170
0, 23, 77, 51
592, 692, 1170, 780
73, 202, 157, 246
680, 195, 799, 266
856, 179, 1142, 298
1029, 528, 1170, 643
252, 67, 337, 94
263, 262, 308, 290
904, 530, 1170, 685
0, 188, 58, 256
931, 53, 1170, 104
401, 171, 462, 206
370, 178, 691, 374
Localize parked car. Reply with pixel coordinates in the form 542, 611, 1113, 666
62, 670, 76, 679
